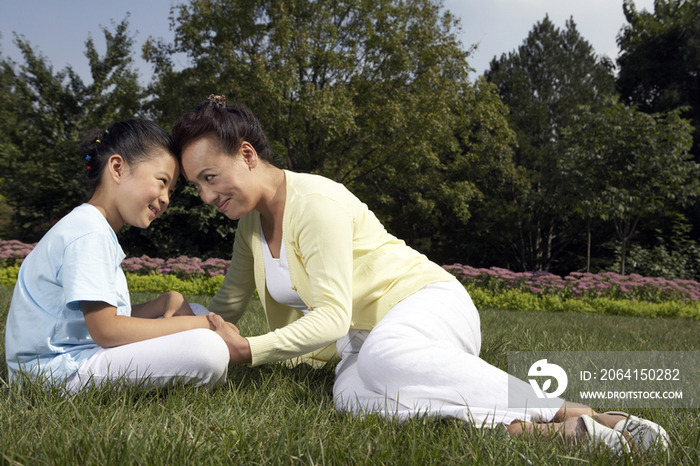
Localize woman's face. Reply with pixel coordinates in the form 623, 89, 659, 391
180, 138, 259, 220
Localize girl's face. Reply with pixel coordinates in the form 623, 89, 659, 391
117, 149, 179, 229
180, 138, 259, 220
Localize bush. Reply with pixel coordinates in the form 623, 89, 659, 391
443, 264, 700, 303
613, 219, 700, 281
466, 286, 700, 319
126, 274, 225, 295
3, 242, 700, 318
122, 255, 230, 279
0, 265, 19, 287
0, 240, 35, 268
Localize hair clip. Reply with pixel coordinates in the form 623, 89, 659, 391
105, 130, 109, 134
96, 139, 101, 143
85, 155, 92, 160
208, 94, 227, 107
87, 166, 92, 170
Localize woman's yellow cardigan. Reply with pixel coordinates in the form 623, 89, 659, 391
208, 171, 455, 367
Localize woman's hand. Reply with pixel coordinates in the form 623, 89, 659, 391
207, 312, 252, 364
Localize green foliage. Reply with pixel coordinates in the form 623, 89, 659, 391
617, 0, 700, 156
468, 286, 700, 319
0, 194, 11, 238
143, 0, 518, 263
126, 273, 225, 295
0, 265, 18, 287
4, 261, 699, 319
613, 216, 700, 280
563, 100, 700, 274
485, 16, 616, 272
0, 266, 263, 298
0, 18, 142, 243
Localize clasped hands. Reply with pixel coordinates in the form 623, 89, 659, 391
206, 312, 253, 365
157, 291, 252, 364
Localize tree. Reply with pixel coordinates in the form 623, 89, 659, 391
563, 101, 700, 274
0, 18, 142, 243
486, 16, 616, 272
617, 0, 700, 156
143, 0, 519, 263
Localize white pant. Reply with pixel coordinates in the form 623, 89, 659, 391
66, 305, 229, 394
333, 280, 564, 426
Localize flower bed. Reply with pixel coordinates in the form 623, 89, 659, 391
3, 239, 700, 312
442, 264, 700, 303
121, 255, 230, 279
0, 239, 36, 267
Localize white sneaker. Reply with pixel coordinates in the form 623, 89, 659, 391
580, 414, 632, 455
606, 411, 670, 452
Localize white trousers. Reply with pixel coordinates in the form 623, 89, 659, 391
66, 305, 229, 394
333, 280, 564, 426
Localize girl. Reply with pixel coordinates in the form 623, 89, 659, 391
171, 96, 669, 454
5, 119, 230, 394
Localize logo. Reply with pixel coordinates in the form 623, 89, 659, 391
528, 359, 568, 398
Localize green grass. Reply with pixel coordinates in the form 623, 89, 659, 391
1, 285, 699, 465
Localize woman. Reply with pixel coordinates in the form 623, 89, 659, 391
172, 95, 668, 454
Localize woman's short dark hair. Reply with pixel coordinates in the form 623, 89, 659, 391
80, 119, 178, 198
171, 98, 271, 162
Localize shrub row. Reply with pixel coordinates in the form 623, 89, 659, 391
1, 263, 699, 319
467, 287, 700, 319
444, 264, 700, 303
126, 274, 225, 295
122, 255, 230, 279
0, 268, 261, 301
0, 267, 225, 296
2, 238, 700, 319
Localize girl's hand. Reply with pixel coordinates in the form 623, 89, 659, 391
207, 312, 251, 364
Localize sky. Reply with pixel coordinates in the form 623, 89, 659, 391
0, 0, 657, 85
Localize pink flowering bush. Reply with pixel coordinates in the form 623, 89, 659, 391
0, 239, 36, 267
121, 255, 231, 279
443, 264, 700, 303
3, 238, 700, 307
0, 240, 231, 280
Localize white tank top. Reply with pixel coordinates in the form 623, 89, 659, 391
260, 224, 308, 313
261, 225, 367, 354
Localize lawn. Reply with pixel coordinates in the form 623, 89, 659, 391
1, 285, 698, 465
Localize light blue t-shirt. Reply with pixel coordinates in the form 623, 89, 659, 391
5, 203, 131, 381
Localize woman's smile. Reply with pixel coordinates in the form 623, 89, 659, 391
217, 199, 230, 211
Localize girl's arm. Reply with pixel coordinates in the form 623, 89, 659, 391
82, 301, 216, 348
130, 291, 194, 319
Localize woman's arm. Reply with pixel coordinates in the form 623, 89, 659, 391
130, 291, 194, 319
81, 301, 215, 348
246, 194, 355, 366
